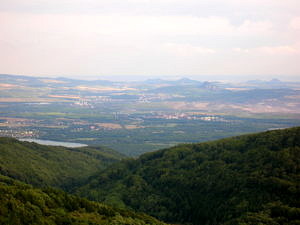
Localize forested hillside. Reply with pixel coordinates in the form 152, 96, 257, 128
0, 175, 166, 225
77, 127, 300, 225
0, 137, 124, 190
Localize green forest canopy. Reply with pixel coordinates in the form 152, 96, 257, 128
0, 175, 166, 225
76, 127, 300, 225
0, 137, 124, 189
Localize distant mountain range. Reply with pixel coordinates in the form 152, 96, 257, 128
1, 73, 298, 89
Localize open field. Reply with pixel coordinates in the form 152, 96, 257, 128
1, 74, 300, 155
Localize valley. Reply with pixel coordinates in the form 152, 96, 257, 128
1, 74, 300, 156
2, 0, 299, 223
1, 75, 300, 225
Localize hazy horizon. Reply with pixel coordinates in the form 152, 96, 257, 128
1, 73, 300, 83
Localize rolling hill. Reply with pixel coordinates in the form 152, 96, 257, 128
76, 127, 300, 225
0, 137, 124, 190
0, 175, 166, 225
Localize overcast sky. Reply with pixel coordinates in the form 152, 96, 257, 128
0, 0, 300, 81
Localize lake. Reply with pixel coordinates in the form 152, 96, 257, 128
19, 138, 88, 148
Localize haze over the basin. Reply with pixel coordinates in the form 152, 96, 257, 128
0, 0, 300, 81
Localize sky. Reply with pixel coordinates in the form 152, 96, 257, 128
0, 0, 300, 81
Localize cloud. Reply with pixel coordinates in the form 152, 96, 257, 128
0, 12, 274, 38
236, 20, 273, 36
232, 44, 300, 55
233, 48, 250, 53
164, 43, 216, 56
289, 17, 300, 30
258, 45, 299, 54
233, 44, 300, 55
0, 0, 299, 79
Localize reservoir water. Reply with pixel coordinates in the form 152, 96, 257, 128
19, 138, 87, 148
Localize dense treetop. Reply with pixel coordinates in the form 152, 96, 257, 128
0, 175, 166, 225
77, 127, 300, 225
0, 137, 124, 189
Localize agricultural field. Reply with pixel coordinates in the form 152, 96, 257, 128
1, 74, 300, 155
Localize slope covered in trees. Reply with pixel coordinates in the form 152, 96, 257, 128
0, 175, 166, 225
77, 127, 300, 225
0, 137, 124, 190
